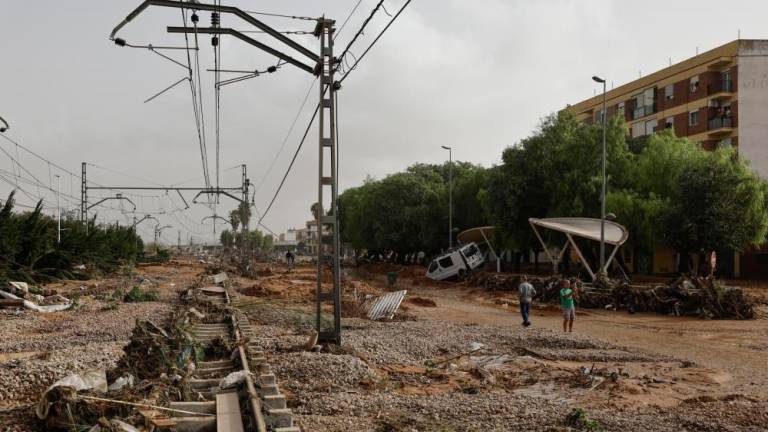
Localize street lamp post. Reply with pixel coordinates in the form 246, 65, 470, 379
592, 75, 607, 277
55, 175, 61, 244
441, 145, 453, 249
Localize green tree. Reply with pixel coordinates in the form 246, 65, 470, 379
228, 210, 240, 232
485, 111, 631, 269
339, 163, 491, 256
220, 229, 234, 247
661, 148, 768, 259
0, 191, 144, 283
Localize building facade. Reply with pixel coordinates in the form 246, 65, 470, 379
569, 40, 768, 278
569, 39, 768, 177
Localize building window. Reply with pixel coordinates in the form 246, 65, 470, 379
690, 75, 700, 93
645, 119, 658, 135
596, 109, 605, 124
721, 69, 733, 92
631, 121, 645, 138
665, 117, 674, 129
718, 137, 732, 148
665, 84, 674, 100
689, 110, 699, 126
632, 87, 656, 119
617, 102, 625, 118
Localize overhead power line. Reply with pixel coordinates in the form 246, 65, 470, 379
340, 0, 413, 83
336, 0, 386, 72
253, 76, 317, 195
0, 134, 80, 179
242, 10, 317, 21
257, 1, 413, 224
335, 0, 365, 41
257, 92, 323, 226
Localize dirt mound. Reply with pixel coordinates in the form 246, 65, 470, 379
408, 297, 437, 307
239, 283, 280, 297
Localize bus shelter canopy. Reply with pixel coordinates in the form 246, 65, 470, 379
528, 218, 629, 280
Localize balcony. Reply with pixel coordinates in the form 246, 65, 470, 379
708, 117, 733, 136
632, 104, 656, 120
708, 79, 734, 101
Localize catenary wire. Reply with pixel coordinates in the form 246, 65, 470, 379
339, 0, 413, 84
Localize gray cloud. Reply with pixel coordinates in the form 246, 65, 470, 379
0, 0, 764, 243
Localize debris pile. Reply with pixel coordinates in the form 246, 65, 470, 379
468, 272, 756, 319
33, 296, 214, 430
0, 282, 72, 313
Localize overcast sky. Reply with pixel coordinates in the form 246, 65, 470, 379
0, 0, 765, 244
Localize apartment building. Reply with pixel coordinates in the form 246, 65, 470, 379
569, 39, 768, 177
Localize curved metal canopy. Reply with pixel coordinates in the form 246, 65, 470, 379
457, 226, 494, 245
528, 217, 628, 246
528, 217, 629, 281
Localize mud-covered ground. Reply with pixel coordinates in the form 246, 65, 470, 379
238, 263, 768, 431
2, 261, 767, 431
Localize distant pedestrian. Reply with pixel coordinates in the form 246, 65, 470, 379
285, 251, 295, 272
518, 275, 536, 327
560, 279, 577, 332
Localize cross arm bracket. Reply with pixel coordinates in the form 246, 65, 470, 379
110, 0, 319, 63
167, 26, 316, 75
87, 196, 137, 211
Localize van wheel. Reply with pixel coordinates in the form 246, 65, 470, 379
458, 269, 467, 280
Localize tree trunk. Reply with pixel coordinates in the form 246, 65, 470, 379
632, 245, 640, 275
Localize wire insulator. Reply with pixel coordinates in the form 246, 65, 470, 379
212, 36, 219, 47
114, 38, 127, 47
267, 66, 277, 73
191, 12, 199, 23
211, 12, 220, 27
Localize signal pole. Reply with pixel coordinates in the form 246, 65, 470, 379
55, 174, 61, 244
109, 1, 342, 343
315, 18, 342, 344
81, 162, 87, 233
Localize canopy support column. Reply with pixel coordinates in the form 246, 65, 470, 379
565, 232, 595, 281
530, 221, 557, 274
479, 228, 500, 273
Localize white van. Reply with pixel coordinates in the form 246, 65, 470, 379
426, 242, 485, 281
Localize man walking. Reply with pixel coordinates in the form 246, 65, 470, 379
285, 250, 295, 272
518, 275, 536, 327
560, 279, 577, 332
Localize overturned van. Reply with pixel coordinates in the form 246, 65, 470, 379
426, 242, 485, 281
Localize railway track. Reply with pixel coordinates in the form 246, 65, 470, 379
163, 285, 298, 432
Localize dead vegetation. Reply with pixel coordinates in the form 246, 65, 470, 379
468, 272, 758, 319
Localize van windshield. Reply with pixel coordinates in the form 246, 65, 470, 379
438, 256, 453, 268
428, 261, 438, 273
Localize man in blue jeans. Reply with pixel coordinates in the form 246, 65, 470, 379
518, 275, 536, 327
